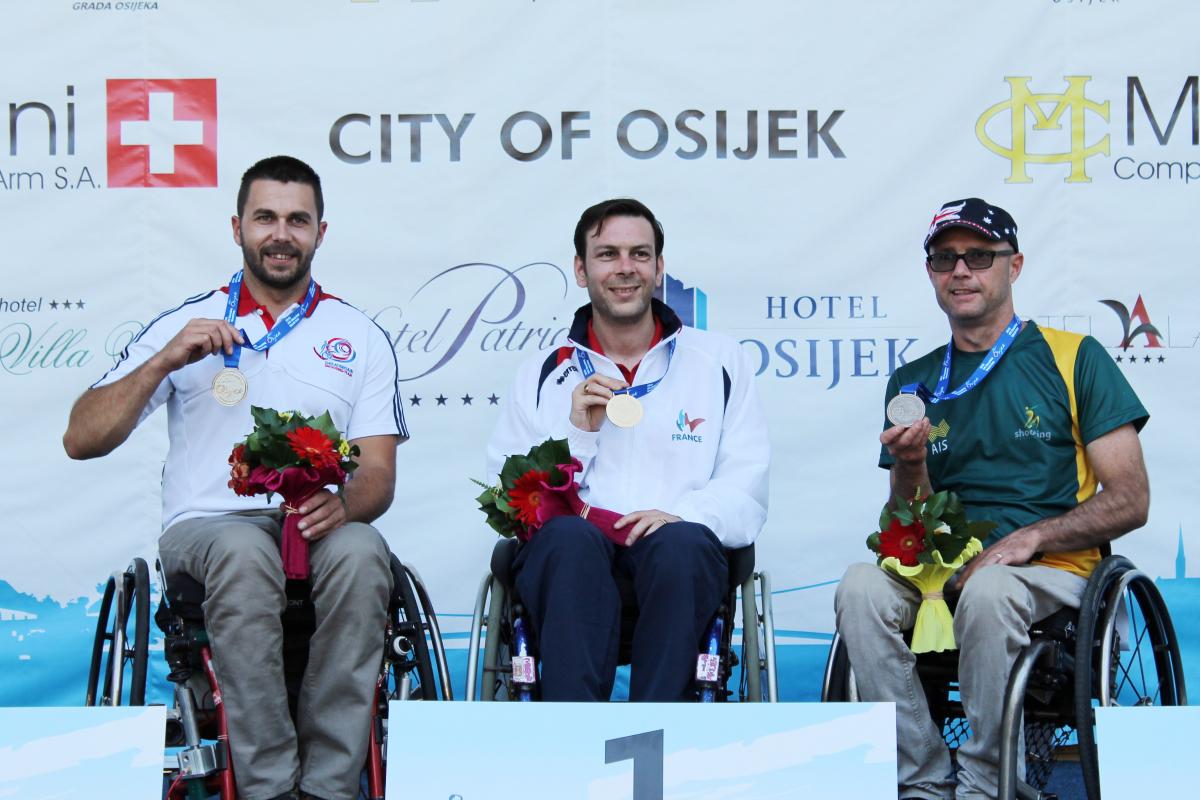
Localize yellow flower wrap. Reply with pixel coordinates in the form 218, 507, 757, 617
879, 537, 983, 653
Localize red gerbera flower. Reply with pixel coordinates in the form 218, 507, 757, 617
508, 469, 551, 528
286, 426, 339, 469
878, 517, 927, 567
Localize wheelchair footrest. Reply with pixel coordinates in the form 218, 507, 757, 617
177, 740, 227, 779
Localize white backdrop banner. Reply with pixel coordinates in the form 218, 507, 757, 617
1, 0, 1197, 705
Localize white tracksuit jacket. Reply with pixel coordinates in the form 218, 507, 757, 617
486, 301, 769, 547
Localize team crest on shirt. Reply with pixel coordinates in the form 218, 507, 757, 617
313, 337, 356, 377
928, 419, 950, 455
671, 410, 705, 443
1013, 404, 1052, 441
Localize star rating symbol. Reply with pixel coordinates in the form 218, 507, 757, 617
1143, 355, 1152, 363
1158, 355, 1166, 363
62, 299, 72, 308
1114, 355, 1122, 363
49, 300, 59, 310
407, 391, 503, 408
75, 299, 85, 309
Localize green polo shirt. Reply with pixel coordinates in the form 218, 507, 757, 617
880, 322, 1148, 578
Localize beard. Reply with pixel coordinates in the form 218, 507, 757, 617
588, 282, 655, 326
242, 241, 315, 291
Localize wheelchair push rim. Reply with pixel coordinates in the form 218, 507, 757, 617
85, 557, 151, 706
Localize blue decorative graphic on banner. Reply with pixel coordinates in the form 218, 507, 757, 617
655, 273, 707, 330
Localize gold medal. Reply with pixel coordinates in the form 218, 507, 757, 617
212, 367, 248, 406
606, 393, 644, 428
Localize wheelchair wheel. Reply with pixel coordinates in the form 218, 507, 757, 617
1074, 555, 1186, 800
737, 570, 777, 702
388, 563, 453, 700
820, 632, 859, 702
85, 558, 151, 706
739, 579, 762, 702
477, 577, 519, 701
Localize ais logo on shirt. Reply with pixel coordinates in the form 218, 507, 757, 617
928, 419, 950, 455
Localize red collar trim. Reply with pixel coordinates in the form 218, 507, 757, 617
586, 316, 663, 384
219, 279, 330, 329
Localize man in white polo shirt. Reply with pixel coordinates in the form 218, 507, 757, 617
63, 156, 405, 800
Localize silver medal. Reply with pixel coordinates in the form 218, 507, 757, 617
886, 392, 925, 427
212, 367, 248, 406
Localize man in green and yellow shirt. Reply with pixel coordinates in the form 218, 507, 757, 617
835, 198, 1150, 800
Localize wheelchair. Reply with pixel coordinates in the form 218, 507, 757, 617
821, 554, 1186, 800
85, 553, 452, 800
464, 536, 778, 702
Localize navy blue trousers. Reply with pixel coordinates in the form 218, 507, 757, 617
513, 515, 728, 701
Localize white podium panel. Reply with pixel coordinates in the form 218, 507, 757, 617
0, 706, 166, 800
1095, 706, 1200, 798
386, 701, 895, 799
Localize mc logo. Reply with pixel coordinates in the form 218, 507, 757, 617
976, 76, 1110, 183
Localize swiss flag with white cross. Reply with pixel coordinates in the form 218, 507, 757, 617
106, 79, 218, 188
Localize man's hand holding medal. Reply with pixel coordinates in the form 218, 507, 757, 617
570, 373, 630, 432
570, 373, 648, 430
150, 318, 245, 373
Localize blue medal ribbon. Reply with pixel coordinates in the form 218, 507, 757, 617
900, 315, 1021, 404
575, 338, 676, 400
222, 270, 318, 369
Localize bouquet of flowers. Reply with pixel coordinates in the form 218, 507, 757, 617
866, 490, 995, 653
473, 438, 625, 545
228, 406, 360, 580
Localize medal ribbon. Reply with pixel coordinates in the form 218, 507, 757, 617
575, 338, 676, 400
900, 316, 1021, 404
222, 270, 318, 369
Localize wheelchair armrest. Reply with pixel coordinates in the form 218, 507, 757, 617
726, 543, 755, 589
1030, 606, 1078, 644
490, 537, 521, 590
163, 572, 207, 622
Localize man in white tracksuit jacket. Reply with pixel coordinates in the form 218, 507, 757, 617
487, 198, 770, 700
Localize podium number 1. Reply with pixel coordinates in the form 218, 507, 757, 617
605, 729, 664, 800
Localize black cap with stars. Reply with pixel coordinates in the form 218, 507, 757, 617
923, 197, 1019, 253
